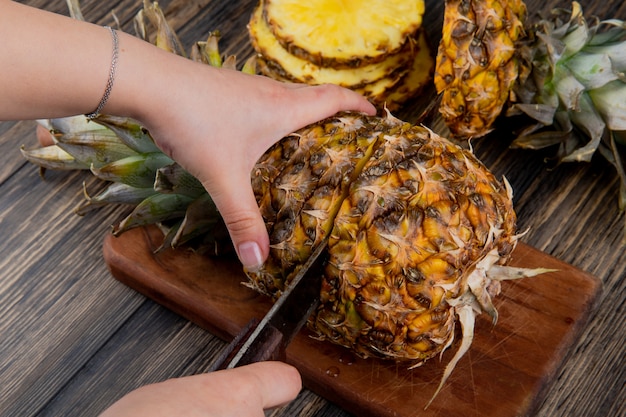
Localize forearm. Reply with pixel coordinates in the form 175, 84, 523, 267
1, 1, 113, 119
0, 0, 191, 123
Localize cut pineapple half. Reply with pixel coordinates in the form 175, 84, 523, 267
249, 3, 415, 87
263, 0, 425, 68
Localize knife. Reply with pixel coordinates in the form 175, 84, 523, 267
209, 234, 330, 371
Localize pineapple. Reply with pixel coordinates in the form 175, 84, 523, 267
23, 0, 551, 405
436, 0, 626, 235
248, 111, 520, 359
261, 0, 425, 68
248, 2, 415, 88
249, 0, 434, 111
434, 0, 527, 138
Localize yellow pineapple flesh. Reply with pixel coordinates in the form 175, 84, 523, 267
358, 31, 434, 111
249, 3, 415, 88
263, 0, 425, 68
249, 0, 434, 111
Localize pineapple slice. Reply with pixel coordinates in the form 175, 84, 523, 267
263, 0, 425, 68
257, 29, 435, 111
249, 2, 415, 87
256, 54, 411, 101
357, 30, 434, 110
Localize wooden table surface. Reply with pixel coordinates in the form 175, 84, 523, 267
2, 0, 624, 416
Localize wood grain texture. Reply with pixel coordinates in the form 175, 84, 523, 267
0, 0, 624, 416
103, 225, 603, 417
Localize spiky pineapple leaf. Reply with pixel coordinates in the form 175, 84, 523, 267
20, 144, 85, 171
154, 163, 206, 197
93, 115, 161, 154
75, 182, 157, 215
114, 193, 195, 235
55, 130, 140, 168
90, 153, 174, 188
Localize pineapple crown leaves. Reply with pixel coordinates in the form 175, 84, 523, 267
134, 0, 187, 57
509, 2, 626, 147
134, 1, 257, 73
508, 2, 626, 219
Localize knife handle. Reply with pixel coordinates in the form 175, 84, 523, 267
209, 318, 285, 371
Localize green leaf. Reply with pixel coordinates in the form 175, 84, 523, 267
565, 52, 619, 90
553, 65, 586, 111
114, 193, 194, 235
154, 163, 206, 197
20, 144, 87, 171
589, 80, 626, 130
74, 182, 157, 215
93, 115, 161, 154
562, 94, 606, 162
55, 130, 137, 168
44, 115, 106, 135
90, 153, 174, 188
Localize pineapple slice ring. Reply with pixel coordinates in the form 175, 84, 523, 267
255, 29, 434, 111
262, 0, 425, 68
249, 3, 415, 88
358, 30, 435, 110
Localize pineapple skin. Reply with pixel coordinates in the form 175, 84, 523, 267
435, 0, 526, 139
247, 112, 518, 363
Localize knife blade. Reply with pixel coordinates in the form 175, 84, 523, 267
209, 234, 330, 371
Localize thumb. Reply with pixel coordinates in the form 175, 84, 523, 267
221, 362, 303, 410
205, 173, 269, 271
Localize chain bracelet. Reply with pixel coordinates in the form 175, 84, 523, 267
86, 26, 119, 119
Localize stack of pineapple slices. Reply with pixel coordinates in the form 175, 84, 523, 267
248, 0, 435, 110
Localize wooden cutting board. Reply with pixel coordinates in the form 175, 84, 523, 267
103, 225, 602, 417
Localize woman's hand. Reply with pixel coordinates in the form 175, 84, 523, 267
133, 57, 376, 270
99, 361, 302, 417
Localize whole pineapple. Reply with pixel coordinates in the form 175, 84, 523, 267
23, 0, 549, 405
247, 111, 519, 363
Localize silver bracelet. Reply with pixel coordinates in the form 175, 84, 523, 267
86, 26, 119, 119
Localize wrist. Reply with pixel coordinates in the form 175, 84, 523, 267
85, 26, 119, 119
102, 31, 194, 129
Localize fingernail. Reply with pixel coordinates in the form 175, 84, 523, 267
238, 241, 264, 271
